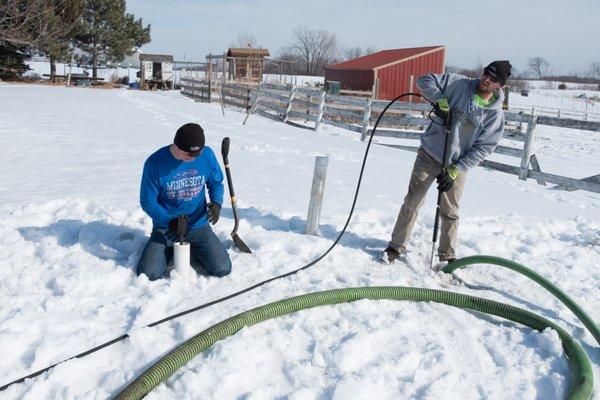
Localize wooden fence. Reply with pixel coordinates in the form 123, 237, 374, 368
180, 77, 211, 103
180, 80, 600, 194
511, 104, 600, 122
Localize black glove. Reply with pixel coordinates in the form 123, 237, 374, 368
432, 99, 453, 129
168, 215, 188, 241
207, 203, 221, 225
436, 165, 460, 192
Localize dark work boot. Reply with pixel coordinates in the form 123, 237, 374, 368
378, 246, 405, 264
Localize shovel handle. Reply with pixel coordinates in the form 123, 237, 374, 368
220, 137, 241, 236
221, 137, 235, 198
221, 137, 230, 164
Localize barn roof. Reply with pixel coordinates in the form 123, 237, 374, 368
227, 48, 270, 57
326, 46, 445, 71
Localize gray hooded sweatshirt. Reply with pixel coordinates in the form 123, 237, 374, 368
417, 73, 505, 171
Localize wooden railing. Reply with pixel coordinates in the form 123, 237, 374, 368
180, 80, 600, 194
180, 77, 211, 103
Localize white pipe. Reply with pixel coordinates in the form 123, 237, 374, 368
173, 242, 195, 279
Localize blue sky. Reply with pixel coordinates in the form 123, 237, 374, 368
127, 0, 599, 75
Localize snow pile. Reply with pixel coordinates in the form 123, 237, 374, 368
0, 84, 598, 399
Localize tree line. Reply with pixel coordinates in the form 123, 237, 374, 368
231, 28, 377, 77
0, 0, 150, 80
234, 30, 600, 84
448, 56, 600, 84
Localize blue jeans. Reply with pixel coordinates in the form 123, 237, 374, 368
137, 224, 232, 281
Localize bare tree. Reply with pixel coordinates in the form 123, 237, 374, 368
528, 56, 550, 79
0, 0, 81, 47
341, 46, 379, 61
290, 26, 340, 76
230, 33, 260, 48
364, 46, 378, 55
342, 47, 363, 61
444, 63, 481, 78
588, 61, 600, 80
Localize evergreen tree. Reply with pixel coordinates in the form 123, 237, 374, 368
1, 0, 84, 80
37, 0, 85, 79
74, 0, 150, 78
0, 41, 29, 80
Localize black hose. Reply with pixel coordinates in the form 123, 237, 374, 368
0, 92, 427, 391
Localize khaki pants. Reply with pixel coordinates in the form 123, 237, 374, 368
389, 147, 468, 261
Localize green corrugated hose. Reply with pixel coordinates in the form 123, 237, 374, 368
114, 287, 593, 400
442, 255, 600, 347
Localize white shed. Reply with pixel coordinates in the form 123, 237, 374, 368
139, 53, 174, 90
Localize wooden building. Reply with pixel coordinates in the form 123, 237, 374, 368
325, 46, 445, 100
226, 48, 270, 82
139, 53, 174, 90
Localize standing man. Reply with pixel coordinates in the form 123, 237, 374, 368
380, 61, 512, 265
137, 122, 232, 280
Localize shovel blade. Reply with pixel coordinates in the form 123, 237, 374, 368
232, 234, 252, 253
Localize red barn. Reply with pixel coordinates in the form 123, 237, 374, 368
325, 46, 445, 100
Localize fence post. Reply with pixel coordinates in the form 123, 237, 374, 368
283, 85, 296, 123
243, 82, 264, 125
306, 156, 329, 236
306, 94, 311, 123
218, 82, 226, 115
360, 98, 373, 141
208, 53, 213, 83
245, 88, 251, 111
372, 78, 379, 99
518, 111, 524, 133
519, 115, 538, 180
314, 90, 326, 131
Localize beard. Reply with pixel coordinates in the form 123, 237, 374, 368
477, 81, 496, 96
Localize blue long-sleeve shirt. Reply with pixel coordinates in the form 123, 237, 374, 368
140, 145, 224, 229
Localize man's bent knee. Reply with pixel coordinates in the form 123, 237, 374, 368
212, 257, 232, 277
137, 259, 167, 281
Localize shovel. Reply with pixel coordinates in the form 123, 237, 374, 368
221, 137, 252, 253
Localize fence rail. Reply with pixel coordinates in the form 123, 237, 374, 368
180, 79, 600, 194
180, 77, 211, 103
510, 104, 600, 122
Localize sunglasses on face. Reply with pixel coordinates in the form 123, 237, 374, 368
483, 71, 501, 84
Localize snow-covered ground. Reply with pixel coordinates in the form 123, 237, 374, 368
510, 88, 600, 116
509, 80, 600, 119
0, 83, 599, 399
526, 80, 599, 91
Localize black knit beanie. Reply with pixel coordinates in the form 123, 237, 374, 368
484, 60, 512, 85
174, 123, 205, 153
